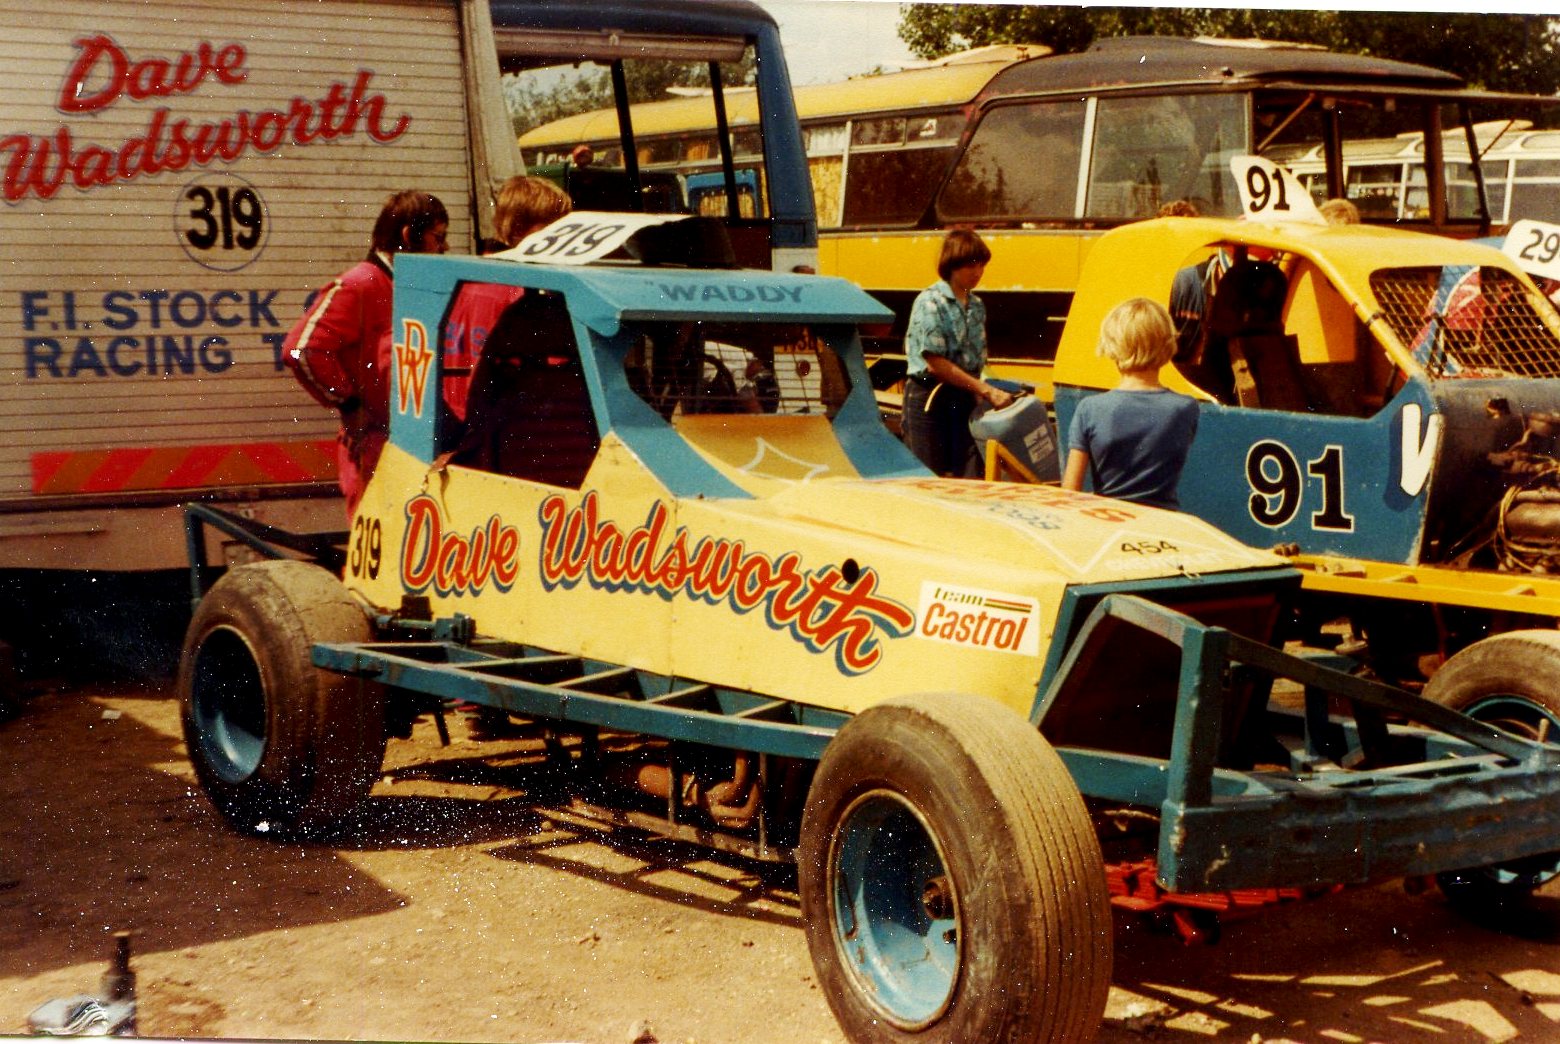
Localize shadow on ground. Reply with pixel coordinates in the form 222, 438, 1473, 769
0, 688, 407, 981
1102, 878, 1560, 1041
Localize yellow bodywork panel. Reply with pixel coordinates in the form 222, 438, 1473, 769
1284, 260, 1359, 366
1291, 553, 1560, 615
346, 424, 1281, 719
673, 414, 861, 491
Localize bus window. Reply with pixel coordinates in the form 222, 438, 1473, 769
1084, 94, 1245, 220
938, 100, 1087, 223
839, 112, 961, 228
853, 116, 906, 147
842, 149, 958, 227
805, 122, 849, 228
732, 128, 763, 158
1345, 163, 1410, 220
1509, 157, 1560, 223
503, 22, 805, 268
1261, 95, 1465, 223
1448, 160, 1495, 222
689, 170, 760, 218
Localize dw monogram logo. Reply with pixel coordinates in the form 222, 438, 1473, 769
393, 318, 434, 417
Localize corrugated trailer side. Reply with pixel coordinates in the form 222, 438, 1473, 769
0, 0, 479, 572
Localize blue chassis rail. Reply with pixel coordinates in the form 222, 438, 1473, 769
183, 503, 347, 610
315, 635, 843, 760
311, 594, 1560, 894
1050, 595, 1560, 891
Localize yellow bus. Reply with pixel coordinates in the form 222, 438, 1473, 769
521, 44, 1045, 229
521, 36, 1559, 390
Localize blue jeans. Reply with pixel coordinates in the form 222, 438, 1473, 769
903, 376, 977, 478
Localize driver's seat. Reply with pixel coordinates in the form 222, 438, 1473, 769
454, 292, 599, 488
1206, 260, 1307, 412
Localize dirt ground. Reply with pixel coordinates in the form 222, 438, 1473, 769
4, 680, 1560, 1044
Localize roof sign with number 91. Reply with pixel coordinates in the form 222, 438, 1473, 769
1230, 156, 1325, 226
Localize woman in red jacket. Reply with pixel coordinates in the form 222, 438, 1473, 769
282, 190, 449, 515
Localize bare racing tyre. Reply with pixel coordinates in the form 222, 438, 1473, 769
1423, 630, 1560, 912
798, 691, 1111, 1043
178, 559, 385, 838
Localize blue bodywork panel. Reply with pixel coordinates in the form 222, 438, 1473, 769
1058, 370, 1560, 568
1054, 380, 1440, 562
386, 252, 913, 499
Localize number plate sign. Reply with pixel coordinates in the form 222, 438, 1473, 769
1503, 219, 1560, 283
495, 211, 690, 266
1230, 156, 1325, 226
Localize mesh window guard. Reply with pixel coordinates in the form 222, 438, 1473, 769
1370, 266, 1560, 380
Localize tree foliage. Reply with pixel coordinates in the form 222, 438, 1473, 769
896, 6, 1560, 95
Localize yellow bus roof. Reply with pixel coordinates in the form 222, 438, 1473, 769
791, 58, 1022, 122
519, 56, 1029, 147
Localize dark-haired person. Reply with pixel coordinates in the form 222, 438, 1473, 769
902, 228, 1014, 477
283, 190, 449, 515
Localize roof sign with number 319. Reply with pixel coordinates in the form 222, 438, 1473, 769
496, 211, 689, 266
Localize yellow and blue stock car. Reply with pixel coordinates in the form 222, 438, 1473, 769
1052, 213, 1560, 770
180, 216, 1560, 1044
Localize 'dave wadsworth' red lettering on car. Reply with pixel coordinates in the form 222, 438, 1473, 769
538, 492, 914, 675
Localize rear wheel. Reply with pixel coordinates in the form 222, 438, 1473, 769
798, 691, 1111, 1043
179, 560, 385, 837
1423, 630, 1560, 911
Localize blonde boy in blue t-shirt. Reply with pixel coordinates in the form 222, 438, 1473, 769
1061, 298, 1200, 509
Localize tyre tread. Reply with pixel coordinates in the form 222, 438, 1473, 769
179, 560, 384, 837
800, 691, 1110, 1043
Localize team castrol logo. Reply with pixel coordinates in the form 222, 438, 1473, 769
916, 581, 1040, 657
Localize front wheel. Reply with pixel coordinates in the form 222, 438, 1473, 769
1423, 630, 1560, 912
798, 692, 1111, 1043
178, 560, 385, 837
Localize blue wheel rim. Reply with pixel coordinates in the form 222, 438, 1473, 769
1460, 694, 1560, 889
827, 789, 960, 1029
190, 625, 267, 783
1465, 694, 1560, 745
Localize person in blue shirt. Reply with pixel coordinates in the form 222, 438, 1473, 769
903, 229, 1015, 477
1062, 298, 1199, 509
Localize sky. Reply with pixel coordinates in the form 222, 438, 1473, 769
751, 0, 916, 86
751, 1, 1546, 87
